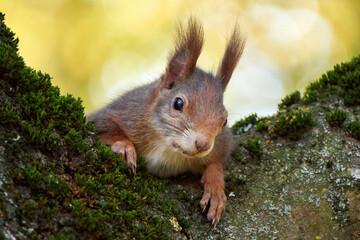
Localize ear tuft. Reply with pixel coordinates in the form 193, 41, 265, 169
217, 26, 246, 91
162, 17, 204, 88
175, 17, 204, 76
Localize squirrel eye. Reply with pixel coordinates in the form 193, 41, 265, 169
223, 119, 227, 128
173, 97, 184, 111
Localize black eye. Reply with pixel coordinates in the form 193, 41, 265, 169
173, 97, 184, 111
223, 119, 227, 128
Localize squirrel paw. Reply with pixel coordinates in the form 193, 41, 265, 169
200, 183, 226, 227
111, 140, 137, 174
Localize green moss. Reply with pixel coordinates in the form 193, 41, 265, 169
244, 138, 263, 158
278, 90, 301, 109
231, 113, 258, 133
0, 232, 4, 240
0, 12, 179, 239
274, 112, 315, 140
7, 141, 22, 160
337, 60, 360, 106
12, 167, 70, 199
313, 55, 360, 106
303, 81, 321, 104
256, 120, 268, 133
50, 230, 76, 240
63, 128, 87, 153
325, 110, 347, 127
0, 105, 19, 124
348, 121, 360, 140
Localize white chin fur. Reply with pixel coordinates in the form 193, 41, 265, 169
177, 143, 213, 158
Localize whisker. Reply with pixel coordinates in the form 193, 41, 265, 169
178, 113, 192, 130
162, 122, 183, 134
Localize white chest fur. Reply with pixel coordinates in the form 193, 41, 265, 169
140, 140, 204, 178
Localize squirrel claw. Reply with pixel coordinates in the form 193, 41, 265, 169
202, 204, 207, 213
129, 162, 136, 175
200, 199, 209, 212
111, 140, 137, 175
201, 180, 226, 226
212, 218, 218, 228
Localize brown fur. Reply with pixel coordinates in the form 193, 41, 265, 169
217, 26, 246, 90
162, 17, 204, 89
87, 17, 245, 226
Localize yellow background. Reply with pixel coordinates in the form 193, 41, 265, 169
2, 0, 360, 123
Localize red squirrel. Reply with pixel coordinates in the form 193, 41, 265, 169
87, 17, 245, 226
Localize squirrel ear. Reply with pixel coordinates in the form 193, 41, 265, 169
216, 26, 246, 91
162, 17, 204, 89
162, 48, 190, 89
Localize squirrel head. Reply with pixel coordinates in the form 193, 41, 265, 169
151, 17, 245, 158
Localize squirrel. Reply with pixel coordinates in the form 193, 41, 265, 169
87, 17, 245, 226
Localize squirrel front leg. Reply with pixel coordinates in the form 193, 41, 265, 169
89, 112, 137, 174
200, 161, 226, 227
100, 133, 137, 174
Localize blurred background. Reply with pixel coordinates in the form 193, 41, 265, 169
2, 0, 360, 124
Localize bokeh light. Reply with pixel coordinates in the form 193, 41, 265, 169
2, 0, 360, 124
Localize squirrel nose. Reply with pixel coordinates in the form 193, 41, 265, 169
195, 139, 210, 153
